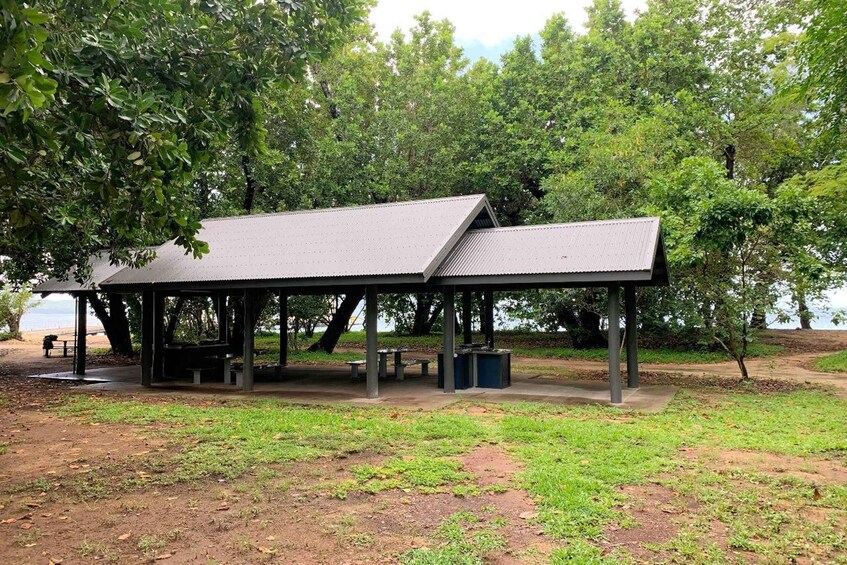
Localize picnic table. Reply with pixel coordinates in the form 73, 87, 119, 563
376, 348, 411, 378
188, 353, 236, 385
347, 348, 431, 381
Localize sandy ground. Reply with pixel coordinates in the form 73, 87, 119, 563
0, 328, 113, 377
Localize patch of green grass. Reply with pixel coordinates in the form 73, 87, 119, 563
346, 457, 474, 495
348, 533, 376, 547
259, 329, 782, 364
0, 441, 8, 455
78, 538, 120, 562
6, 477, 53, 495
58, 398, 490, 487
52, 386, 847, 562
254, 350, 353, 364
137, 534, 166, 556
511, 342, 782, 364
551, 539, 629, 564
400, 512, 506, 564
815, 350, 847, 373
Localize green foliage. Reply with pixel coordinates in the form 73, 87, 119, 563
648, 157, 817, 378
6, 0, 845, 349
799, 0, 847, 134
0, 0, 366, 282
511, 343, 782, 364
0, 284, 37, 339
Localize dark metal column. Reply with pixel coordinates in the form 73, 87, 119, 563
242, 289, 255, 392
483, 289, 494, 348
141, 290, 154, 387
443, 286, 456, 393
625, 284, 639, 389
152, 292, 165, 382
608, 285, 622, 404
365, 286, 378, 399
74, 294, 87, 376
278, 290, 288, 367
461, 290, 473, 345
217, 293, 228, 343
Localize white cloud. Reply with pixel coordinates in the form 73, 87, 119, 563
370, 0, 647, 47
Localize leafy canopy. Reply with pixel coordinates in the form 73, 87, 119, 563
0, 0, 365, 282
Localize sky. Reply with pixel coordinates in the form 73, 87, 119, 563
369, 0, 647, 62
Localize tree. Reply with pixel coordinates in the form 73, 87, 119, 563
88, 293, 134, 355
649, 157, 826, 379
0, 284, 38, 339
1, 0, 366, 284
380, 293, 444, 336
799, 0, 847, 136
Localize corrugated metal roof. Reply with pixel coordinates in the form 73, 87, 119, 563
101, 195, 496, 288
433, 217, 662, 279
36, 253, 130, 293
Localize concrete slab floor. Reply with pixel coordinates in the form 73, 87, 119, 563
24, 364, 676, 412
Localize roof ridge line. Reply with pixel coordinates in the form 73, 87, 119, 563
200, 194, 486, 223
465, 217, 658, 233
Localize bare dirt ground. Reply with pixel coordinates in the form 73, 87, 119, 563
0, 378, 555, 563
1, 329, 846, 563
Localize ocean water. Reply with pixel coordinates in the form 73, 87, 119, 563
21, 298, 98, 331
21, 293, 846, 333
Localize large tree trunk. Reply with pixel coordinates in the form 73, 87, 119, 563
409, 294, 443, 336
308, 291, 365, 353
797, 296, 813, 330
724, 144, 736, 180
164, 296, 187, 343
750, 308, 767, 330
737, 355, 750, 381
422, 299, 444, 335
89, 293, 134, 355
8, 314, 22, 339
242, 155, 258, 213
556, 307, 606, 349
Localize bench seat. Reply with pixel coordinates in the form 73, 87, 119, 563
396, 359, 430, 380
346, 360, 366, 379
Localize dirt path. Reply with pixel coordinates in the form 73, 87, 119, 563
513, 352, 847, 391
510, 329, 847, 395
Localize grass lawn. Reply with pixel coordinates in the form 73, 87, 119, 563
815, 349, 847, 373
10, 386, 838, 563
254, 330, 783, 365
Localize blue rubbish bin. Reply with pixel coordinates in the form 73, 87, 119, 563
437, 351, 472, 390
475, 350, 511, 389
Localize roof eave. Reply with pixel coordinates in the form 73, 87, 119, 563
431, 270, 658, 288
99, 273, 428, 293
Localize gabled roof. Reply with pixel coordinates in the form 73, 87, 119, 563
431, 217, 669, 287
100, 195, 498, 291
36, 253, 129, 294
